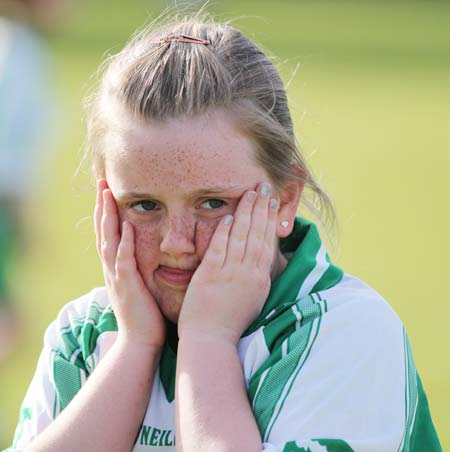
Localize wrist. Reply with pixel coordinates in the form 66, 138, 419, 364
178, 326, 240, 349
115, 333, 164, 361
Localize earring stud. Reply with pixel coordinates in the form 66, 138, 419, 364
281, 220, 289, 228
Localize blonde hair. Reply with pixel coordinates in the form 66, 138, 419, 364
84, 13, 336, 228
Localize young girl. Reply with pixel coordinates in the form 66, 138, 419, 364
6, 15, 441, 452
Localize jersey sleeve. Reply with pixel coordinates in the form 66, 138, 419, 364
247, 295, 441, 452
5, 339, 60, 451
4, 292, 108, 451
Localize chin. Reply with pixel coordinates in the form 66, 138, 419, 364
162, 309, 181, 325
151, 284, 185, 324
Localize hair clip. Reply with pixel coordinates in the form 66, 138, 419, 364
151, 34, 209, 45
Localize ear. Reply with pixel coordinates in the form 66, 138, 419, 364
276, 179, 303, 238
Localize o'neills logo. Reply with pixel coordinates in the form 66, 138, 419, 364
138, 424, 175, 447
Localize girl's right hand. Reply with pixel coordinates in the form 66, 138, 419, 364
95, 179, 166, 351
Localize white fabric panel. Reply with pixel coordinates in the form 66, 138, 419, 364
132, 368, 176, 452
238, 328, 270, 388
265, 282, 406, 452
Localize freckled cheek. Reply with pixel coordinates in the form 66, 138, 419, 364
195, 219, 221, 260
132, 223, 161, 272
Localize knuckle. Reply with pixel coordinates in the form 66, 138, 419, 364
101, 248, 109, 259
246, 248, 259, 261
255, 233, 265, 242
115, 262, 128, 277
211, 246, 226, 256
102, 248, 114, 263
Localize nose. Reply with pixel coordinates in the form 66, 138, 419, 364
159, 214, 196, 257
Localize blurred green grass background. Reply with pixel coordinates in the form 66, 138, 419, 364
1, 0, 449, 448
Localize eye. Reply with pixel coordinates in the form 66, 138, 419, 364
200, 199, 226, 209
131, 200, 158, 213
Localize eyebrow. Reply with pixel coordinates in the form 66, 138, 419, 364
190, 186, 247, 197
115, 185, 248, 201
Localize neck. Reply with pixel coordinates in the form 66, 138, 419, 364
271, 249, 288, 282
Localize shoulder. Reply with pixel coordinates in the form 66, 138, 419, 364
240, 273, 407, 400
245, 276, 412, 448
45, 286, 110, 331
43, 287, 117, 359
318, 273, 404, 346
241, 274, 404, 370
308, 273, 406, 376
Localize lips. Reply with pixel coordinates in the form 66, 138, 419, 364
155, 265, 195, 287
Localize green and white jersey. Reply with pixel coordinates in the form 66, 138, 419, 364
6, 218, 441, 452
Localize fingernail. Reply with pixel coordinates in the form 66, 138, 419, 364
224, 215, 233, 225
259, 182, 271, 196
247, 191, 257, 202
269, 198, 278, 209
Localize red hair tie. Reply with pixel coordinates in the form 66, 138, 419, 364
152, 34, 209, 45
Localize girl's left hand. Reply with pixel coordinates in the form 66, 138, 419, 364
178, 182, 279, 345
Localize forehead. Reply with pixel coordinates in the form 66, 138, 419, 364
104, 108, 269, 193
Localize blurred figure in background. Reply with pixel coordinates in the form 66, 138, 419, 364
0, 0, 62, 363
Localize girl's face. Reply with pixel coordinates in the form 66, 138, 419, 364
104, 108, 287, 323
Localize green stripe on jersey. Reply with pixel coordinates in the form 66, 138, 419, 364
265, 316, 321, 441
53, 352, 83, 413
52, 300, 117, 415
311, 254, 343, 294
10, 407, 32, 449
283, 438, 354, 451
398, 329, 418, 452
159, 342, 177, 402
398, 330, 442, 451
249, 294, 324, 440
410, 375, 442, 451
